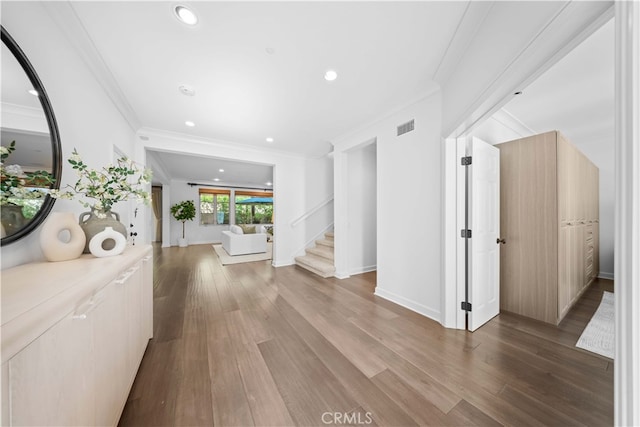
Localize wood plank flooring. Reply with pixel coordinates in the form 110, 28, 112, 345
119, 244, 613, 426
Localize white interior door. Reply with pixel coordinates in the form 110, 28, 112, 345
468, 137, 500, 331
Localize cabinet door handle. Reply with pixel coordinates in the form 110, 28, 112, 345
496, 238, 506, 244
115, 266, 138, 285
72, 295, 105, 320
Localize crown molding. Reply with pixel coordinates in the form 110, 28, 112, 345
491, 107, 537, 138
433, 1, 495, 86
445, 1, 614, 139
331, 86, 441, 149
43, 1, 141, 133
137, 127, 311, 161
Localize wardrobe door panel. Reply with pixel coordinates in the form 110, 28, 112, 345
557, 135, 570, 224
558, 225, 571, 320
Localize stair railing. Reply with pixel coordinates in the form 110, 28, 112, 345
290, 196, 334, 227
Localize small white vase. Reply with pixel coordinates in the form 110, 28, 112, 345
89, 226, 127, 258
178, 237, 188, 247
39, 212, 86, 262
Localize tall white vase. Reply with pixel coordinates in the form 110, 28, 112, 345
39, 212, 86, 262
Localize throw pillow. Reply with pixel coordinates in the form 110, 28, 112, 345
240, 225, 256, 234
230, 225, 243, 234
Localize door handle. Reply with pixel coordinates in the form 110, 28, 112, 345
496, 238, 506, 244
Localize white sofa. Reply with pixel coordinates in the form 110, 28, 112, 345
221, 225, 267, 256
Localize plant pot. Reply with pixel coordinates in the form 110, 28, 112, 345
178, 237, 188, 247
79, 209, 127, 254
1, 203, 27, 236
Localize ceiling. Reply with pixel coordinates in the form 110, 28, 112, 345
24, 1, 612, 186
473, 18, 614, 160
68, 1, 468, 158
147, 150, 273, 189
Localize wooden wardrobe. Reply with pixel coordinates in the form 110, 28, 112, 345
497, 130, 599, 325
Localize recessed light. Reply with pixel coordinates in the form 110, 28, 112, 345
266, 182, 272, 186
214, 178, 220, 182
28, 89, 38, 96
266, 137, 274, 143
219, 169, 224, 173
185, 121, 195, 127
174, 5, 198, 26
324, 70, 338, 81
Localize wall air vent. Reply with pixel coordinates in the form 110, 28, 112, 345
397, 119, 415, 136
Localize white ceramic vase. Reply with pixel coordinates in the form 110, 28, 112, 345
39, 212, 86, 262
89, 226, 127, 258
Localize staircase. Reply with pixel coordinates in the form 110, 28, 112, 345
295, 232, 335, 278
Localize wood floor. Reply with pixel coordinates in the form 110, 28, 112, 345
119, 244, 613, 426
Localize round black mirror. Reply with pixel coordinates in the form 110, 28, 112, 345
1, 26, 62, 245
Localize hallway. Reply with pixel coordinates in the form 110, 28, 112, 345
119, 243, 613, 426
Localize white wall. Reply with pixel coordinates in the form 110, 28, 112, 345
333, 90, 443, 322
1, 3, 137, 270
346, 142, 377, 275
138, 130, 333, 266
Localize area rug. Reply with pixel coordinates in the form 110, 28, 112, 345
212, 242, 272, 265
576, 291, 614, 359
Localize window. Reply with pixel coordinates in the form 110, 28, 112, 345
199, 189, 230, 225
235, 191, 273, 225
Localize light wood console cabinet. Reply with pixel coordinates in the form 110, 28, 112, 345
1, 245, 153, 426
497, 131, 599, 324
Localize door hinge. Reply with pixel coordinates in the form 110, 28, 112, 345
461, 156, 472, 166
460, 229, 472, 238
461, 301, 472, 312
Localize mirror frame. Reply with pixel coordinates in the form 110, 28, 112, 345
1, 26, 62, 245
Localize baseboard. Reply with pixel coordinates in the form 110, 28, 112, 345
374, 288, 441, 323
598, 272, 614, 280
335, 271, 350, 279
349, 265, 377, 276
170, 240, 221, 247
272, 259, 295, 268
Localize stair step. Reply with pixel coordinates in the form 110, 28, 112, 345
295, 254, 335, 278
307, 245, 334, 262
325, 232, 334, 240
316, 238, 334, 248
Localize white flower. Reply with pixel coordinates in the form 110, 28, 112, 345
49, 149, 152, 212
4, 164, 24, 176
0, 146, 9, 155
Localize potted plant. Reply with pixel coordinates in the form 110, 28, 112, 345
170, 200, 196, 247
50, 148, 152, 253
